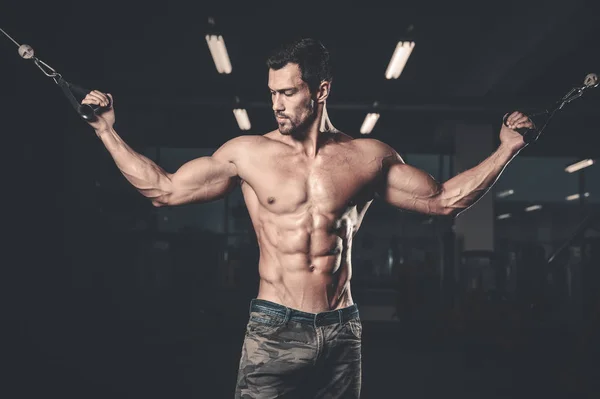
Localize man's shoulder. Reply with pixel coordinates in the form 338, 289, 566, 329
346, 136, 396, 155
232, 130, 294, 145
217, 131, 293, 161
225, 134, 271, 147
219, 133, 278, 153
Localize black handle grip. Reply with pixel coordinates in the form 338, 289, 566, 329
78, 101, 112, 122
67, 83, 112, 121
57, 77, 113, 122
502, 112, 542, 144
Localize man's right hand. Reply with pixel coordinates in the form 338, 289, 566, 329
81, 90, 115, 133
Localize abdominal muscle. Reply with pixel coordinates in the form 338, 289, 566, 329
254, 212, 354, 314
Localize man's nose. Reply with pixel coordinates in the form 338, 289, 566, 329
272, 94, 284, 112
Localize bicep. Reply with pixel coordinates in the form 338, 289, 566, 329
164, 140, 241, 206
380, 162, 446, 215
170, 156, 238, 187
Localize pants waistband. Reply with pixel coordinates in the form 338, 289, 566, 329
249, 299, 359, 327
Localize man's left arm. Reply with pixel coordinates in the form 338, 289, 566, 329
378, 112, 532, 217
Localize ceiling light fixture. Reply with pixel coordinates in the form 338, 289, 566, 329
385, 41, 415, 79
206, 18, 232, 74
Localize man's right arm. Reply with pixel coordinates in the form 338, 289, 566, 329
83, 90, 242, 207
97, 127, 241, 207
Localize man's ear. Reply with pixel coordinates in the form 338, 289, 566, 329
315, 81, 331, 103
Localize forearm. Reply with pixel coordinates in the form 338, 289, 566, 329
441, 143, 518, 216
96, 127, 172, 201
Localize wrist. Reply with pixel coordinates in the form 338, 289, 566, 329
95, 127, 114, 138
498, 141, 522, 158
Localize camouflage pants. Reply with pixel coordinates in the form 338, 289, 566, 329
235, 299, 362, 399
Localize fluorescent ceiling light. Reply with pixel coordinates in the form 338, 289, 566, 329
233, 108, 251, 130
385, 41, 415, 79
525, 205, 542, 212
565, 159, 594, 173
205, 35, 232, 74
360, 113, 380, 134
497, 189, 514, 198
566, 192, 590, 201
497, 213, 511, 220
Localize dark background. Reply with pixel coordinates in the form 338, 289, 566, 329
2, 0, 600, 398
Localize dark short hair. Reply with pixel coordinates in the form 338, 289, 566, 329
266, 38, 332, 93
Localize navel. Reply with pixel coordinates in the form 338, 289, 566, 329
267, 197, 275, 204
309, 265, 316, 272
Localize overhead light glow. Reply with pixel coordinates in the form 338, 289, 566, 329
360, 113, 380, 134
205, 35, 232, 74
525, 205, 542, 212
233, 108, 251, 130
497, 213, 511, 220
565, 159, 594, 173
566, 192, 590, 201
385, 41, 415, 79
497, 189, 514, 198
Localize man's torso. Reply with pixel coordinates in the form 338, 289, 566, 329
232, 131, 389, 313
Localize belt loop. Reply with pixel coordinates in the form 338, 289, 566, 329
338, 309, 343, 324
249, 299, 254, 315
284, 307, 291, 324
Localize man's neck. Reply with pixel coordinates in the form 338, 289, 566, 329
293, 103, 336, 158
